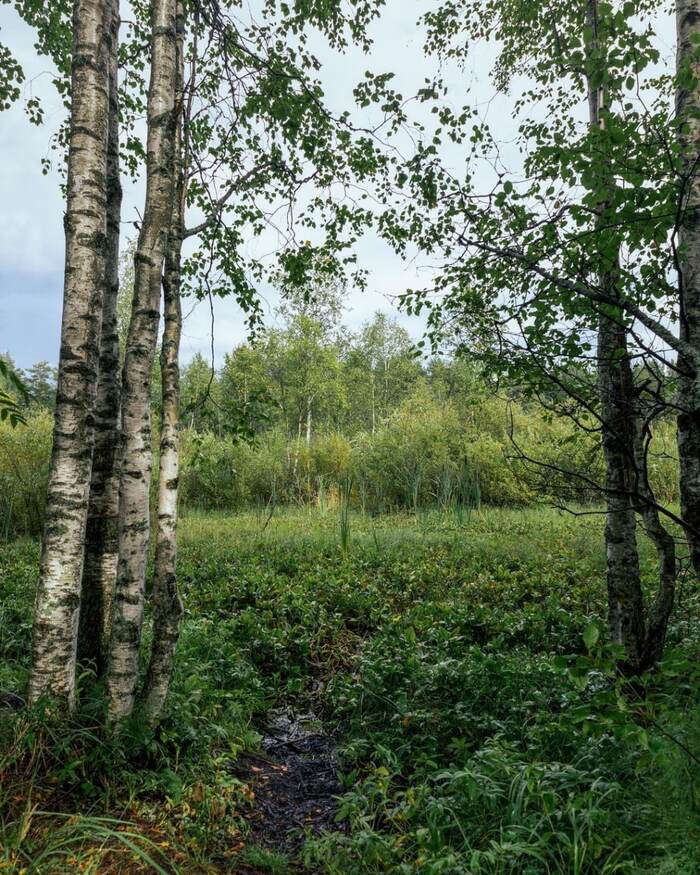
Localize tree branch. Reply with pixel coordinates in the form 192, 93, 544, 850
458, 235, 699, 369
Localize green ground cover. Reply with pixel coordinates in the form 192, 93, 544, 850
1, 508, 699, 873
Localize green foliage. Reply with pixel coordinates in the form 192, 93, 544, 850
0, 357, 29, 427
239, 844, 293, 874
1, 509, 698, 872
0, 408, 51, 539
178, 384, 640, 514
0, 0, 71, 122
2, 378, 678, 536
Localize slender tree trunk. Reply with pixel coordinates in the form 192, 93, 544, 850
597, 303, 676, 670
587, 0, 646, 670
306, 397, 312, 444
630, 417, 677, 668
106, 0, 178, 722
78, 0, 123, 677
292, 413, 302, 480
28, 0, 111, 709
676, 0, 700, 576
597, 310, 646, 668
141, 0, 186, 723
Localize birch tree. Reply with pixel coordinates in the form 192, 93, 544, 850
358, 0, 685, 670
78, 0, 123, 676
585, 0, 654, 669
675, 0, 700, 576
9, 0, 385, 722
28, 0, 112, 708
141, 0, 186, 724
121, 0, 389, 721
105, 0, 179, 722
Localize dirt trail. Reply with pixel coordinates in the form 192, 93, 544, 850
232, 712, 346, 855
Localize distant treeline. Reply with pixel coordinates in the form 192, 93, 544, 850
0, 309, 678, 537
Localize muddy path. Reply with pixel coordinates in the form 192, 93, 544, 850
231, 712, 347, 864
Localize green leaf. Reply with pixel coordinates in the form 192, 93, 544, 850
583, 622, 600, 651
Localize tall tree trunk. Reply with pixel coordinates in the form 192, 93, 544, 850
106, 0, 178, 723
292, 413, 302, 480
78, 0, 123, 677
597, 300, 676, 671
28, 0, 112, 709
141, 0, 186, 724
676, 0, 700, 576
587, 0, 646, 670
596, 308, 646, 668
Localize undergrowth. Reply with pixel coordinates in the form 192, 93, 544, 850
0, 507, 699, 872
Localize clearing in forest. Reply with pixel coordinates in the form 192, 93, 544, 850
1, 508, 699, 873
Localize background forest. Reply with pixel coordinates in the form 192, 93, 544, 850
0, 274, 680, 538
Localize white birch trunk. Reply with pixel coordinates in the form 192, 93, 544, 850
106, 0, 178, 722
676, 0, 700, 576
141, 0, 186, 723
586, 0, 647, 670
28, 0, 112, 709
79, 0, 122, 676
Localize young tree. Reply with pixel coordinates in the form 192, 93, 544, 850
0, 356, 29, 427
28, 0, 113, 708
344, 313, 420, 434
23, 362, 58, 410
105, 0, 179, 722
219, 345, 274, 439
180, 354, 222, 432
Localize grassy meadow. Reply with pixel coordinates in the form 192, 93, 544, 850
1, 507, 700, 873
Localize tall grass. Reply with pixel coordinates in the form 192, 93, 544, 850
1, 812, 176, 875
339, 474, 353, 553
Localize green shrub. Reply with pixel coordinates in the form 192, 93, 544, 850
175, 389, 621, 514
0, 390, 678, 534
0, 409, 52, 539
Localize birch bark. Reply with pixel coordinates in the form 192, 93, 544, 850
78, 0, 123, 676
587, 0, 647, 669
676, 0, 700, 576
142, 0, 186, 723
28, 0, 111, 708
106, 0, 178, 722
596, 307, 646, 668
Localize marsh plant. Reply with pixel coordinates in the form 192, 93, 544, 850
339, 473, 353, 554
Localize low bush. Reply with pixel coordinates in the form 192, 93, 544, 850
0, 409, 51, 539
1, 391, 679, 532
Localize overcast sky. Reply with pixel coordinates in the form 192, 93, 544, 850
1, 3, 676, 372
0, 2, 476, 369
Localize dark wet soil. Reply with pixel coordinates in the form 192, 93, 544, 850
232, 712, 346, 853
